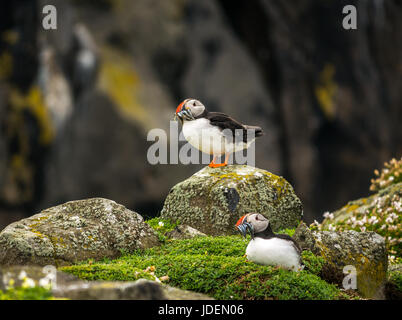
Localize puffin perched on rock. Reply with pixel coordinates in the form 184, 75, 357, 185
174, 98, 263, 168
236, 213, 303, 271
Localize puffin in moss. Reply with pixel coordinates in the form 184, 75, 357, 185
174, 98, 263, 168
236, 213, 303, 271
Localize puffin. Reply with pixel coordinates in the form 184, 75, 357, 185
174, 98, 263, 167
236, 213, 303, 271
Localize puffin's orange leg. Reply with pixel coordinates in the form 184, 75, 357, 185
224, 152, 230, 165
209, 153, 230, 168
208, 155, 218, 167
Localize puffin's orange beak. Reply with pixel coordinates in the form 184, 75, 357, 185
175, 100, 186, 114
236, 215, 248, 227
174, 99, 194, 121
236, 214, 253, 238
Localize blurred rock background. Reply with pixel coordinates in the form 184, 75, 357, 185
0, 0, 401, 229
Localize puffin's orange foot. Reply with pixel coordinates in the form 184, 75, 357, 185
208, 162, 227, 168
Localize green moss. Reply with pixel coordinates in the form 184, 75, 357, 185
301, 251, 325, 276
145, 217, 180, 242
61, 263, 156, 282
61, 236, 345, 300
388, 270, 402, 293
0, 286, 53, 300
144, 235, 248, 257
277, 228, 296, 237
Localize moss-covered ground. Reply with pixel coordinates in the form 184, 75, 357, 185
0, 286, 53, 300
60, 219, 356, 300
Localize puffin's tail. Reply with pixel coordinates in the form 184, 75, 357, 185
244, 125, 264, 137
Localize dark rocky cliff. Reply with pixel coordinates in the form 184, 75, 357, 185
0, 0, 401, 228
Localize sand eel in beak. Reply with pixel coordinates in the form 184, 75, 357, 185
236, 213, 303, 271
174, 98, 263, 168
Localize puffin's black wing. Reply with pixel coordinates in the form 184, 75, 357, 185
205, 112, 263, 143
275, 234, 302, 254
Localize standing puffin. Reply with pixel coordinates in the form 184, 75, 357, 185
236, 213, 303, 271
174, 98, 263, 167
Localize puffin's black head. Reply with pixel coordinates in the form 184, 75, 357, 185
174, 98, 206, 123
236, 213, 269, 239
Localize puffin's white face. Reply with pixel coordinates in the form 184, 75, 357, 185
247, 213, 269, 233
236, 213, 269, 238
175, 98, 206, 122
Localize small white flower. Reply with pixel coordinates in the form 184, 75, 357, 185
18, 271, 27, 280
158, 221, 164, 227
360, 226, 366, 232
328, 224, 336, 231
39, 277, 52, 289
385, 217, 393, 224
21, 277, 36, 288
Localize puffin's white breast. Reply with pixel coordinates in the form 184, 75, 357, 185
182, 119, 253, 155
246, 237, 302, 271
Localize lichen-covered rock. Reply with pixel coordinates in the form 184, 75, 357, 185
293, 222, 321, 256
53, 279, 213, 300
294, 223, 387, 298
165, 225, 207, 240
320, 182, 401, 262
0, 198, 160, 266
0, 266, 212, 300
161, 165, 303, 235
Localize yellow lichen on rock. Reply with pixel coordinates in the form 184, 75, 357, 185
315, 64, 337, 120
0, 52, 13, 80
9, 86, 54, 145
98, 47, 150, 129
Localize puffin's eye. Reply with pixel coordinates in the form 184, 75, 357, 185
193, 101, 197, 106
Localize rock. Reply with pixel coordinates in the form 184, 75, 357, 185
53, 279, 213, 300
321, 182, 402, 229
293, 222, 321, 256
161, 284, 214, 300
0, 198, 160, 266
383, 264, 402, 300
320, 182, 401, 261
165, 225, 207, 240
53, 278, 166, 300
161, 165, 303, 235
0, 265, 78, 292
293, 223, 388, 298
0, 265, 212, 300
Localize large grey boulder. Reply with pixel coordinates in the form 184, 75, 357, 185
0, 198, 160, 266
294, 223, 388, 298
161, 165, 303, 235
0, 265, 213, 300
165, 225, 207, 240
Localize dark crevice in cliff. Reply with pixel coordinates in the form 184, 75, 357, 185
217, 0, 291, 183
